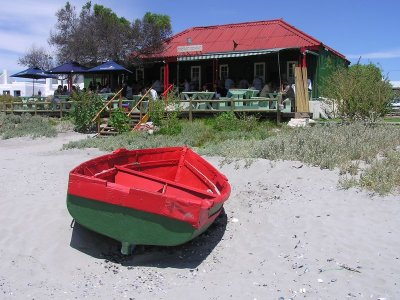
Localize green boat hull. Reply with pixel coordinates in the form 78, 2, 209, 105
67, 194, 219, 254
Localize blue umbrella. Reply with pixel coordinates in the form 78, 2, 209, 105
48, 61, 89, 91
48, 61, 89, 74
11, 67, 57, 96
86, 60, 132, 73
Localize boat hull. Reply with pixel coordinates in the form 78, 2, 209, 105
66, 147, 230, 254
67, 194, 223, 249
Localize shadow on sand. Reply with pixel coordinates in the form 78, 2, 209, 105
69, 210, 228, 269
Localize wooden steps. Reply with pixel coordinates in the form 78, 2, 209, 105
98, 111, 144, 136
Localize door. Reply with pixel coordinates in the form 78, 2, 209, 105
190, 66, 201, 91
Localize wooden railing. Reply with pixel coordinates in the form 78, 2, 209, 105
0, 100, 73, 117
127, 88, 152, 118
0, 93, 290, 126
176, 94, 285, 121
91, 88, 124, 123
161, 84, 174, 100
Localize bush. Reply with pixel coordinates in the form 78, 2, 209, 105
70, 92, 104, 133
322, 63, 393, 122
109, 108, 130, 133
210, 112, 239, 131
150, 98, 182, 136
0, 95, 20, 104
0, 113, 57, 139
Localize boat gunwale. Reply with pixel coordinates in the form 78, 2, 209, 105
114, 164, 218, 199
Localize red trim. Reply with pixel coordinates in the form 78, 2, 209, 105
300, 47, 307, 68
162, 84, 174, 99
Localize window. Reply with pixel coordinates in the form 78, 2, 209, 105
287, 61, 298, 82
3, 90, 10, 95
254, 62, 265, 82
219, 64, 229, 80
136, 68, 144, 83
14, 90, 21, 97
190, 66, 201, 91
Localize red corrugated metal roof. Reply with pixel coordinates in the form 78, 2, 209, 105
152, 19, 345, 59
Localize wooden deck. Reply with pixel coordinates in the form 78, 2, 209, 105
0, 94, 300, 123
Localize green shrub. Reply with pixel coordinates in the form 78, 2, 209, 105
149, 99, 182, 135
322, 63, 393, 122
70, 92, 104, 133
109, 108, 130, 133
0, 94, 20, 104
149, 99, 165, 127
359, 150, 400, 195
0, 113, 57, 139
211, 112, 239, 131
63, 120, 400, 195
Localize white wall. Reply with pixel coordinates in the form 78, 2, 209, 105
0, 69, 85, 97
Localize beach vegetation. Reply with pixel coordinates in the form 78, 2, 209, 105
70, 91, 104, 133
0, 113, 57, 139
0, 94, 20, 104
109, 108, 130, 133
150, 98, 182, 136
322, 63, 393, 122
63, 120, 400, 194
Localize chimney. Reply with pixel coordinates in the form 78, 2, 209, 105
2, 69, 9, 84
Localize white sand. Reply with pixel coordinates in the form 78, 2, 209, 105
0, 133, 399, 299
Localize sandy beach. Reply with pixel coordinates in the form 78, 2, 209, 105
0, 132, 399, 299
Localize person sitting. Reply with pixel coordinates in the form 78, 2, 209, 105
132, 81, 141, 95
189, 78, 198, 91
100, 85, 111, 93
120, 82, 128, 98
149, 87, 158, 100
252, 76, 263, 91
153, 79, 163, 94
282, 81, 295, 112
224, 77, 234, 90
96, 82, 102, 93
62, 85, 70, 95
126, 85, 133, 99
71, 85, 77, 94
238, 78, 249, 89
52, 85, 63, 108
182, 79, 190, 92
54, 85, 62, 97
260, 81, 272, 97
201, 84, 208, 92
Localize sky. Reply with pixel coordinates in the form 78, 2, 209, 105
1, 0, 400, 82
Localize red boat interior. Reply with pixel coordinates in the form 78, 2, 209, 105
71, 148, 228, 201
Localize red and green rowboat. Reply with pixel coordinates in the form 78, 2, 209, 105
67, 147, 231, 254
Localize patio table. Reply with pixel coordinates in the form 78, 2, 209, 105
181, 91, 215, 109
98, 93, 115, 100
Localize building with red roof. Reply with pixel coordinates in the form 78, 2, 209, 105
140, 19, 348, 98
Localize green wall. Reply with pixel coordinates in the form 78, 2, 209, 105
314, 49, 349, 98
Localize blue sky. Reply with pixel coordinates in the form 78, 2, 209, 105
1, 0, 400, 81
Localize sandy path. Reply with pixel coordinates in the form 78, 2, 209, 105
0, 133, 399, 299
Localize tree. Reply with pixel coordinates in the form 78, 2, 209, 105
322, 63, 393, 122
18, 45, 54, 70
129, 12, 172, 63
49, 1, 172, 66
